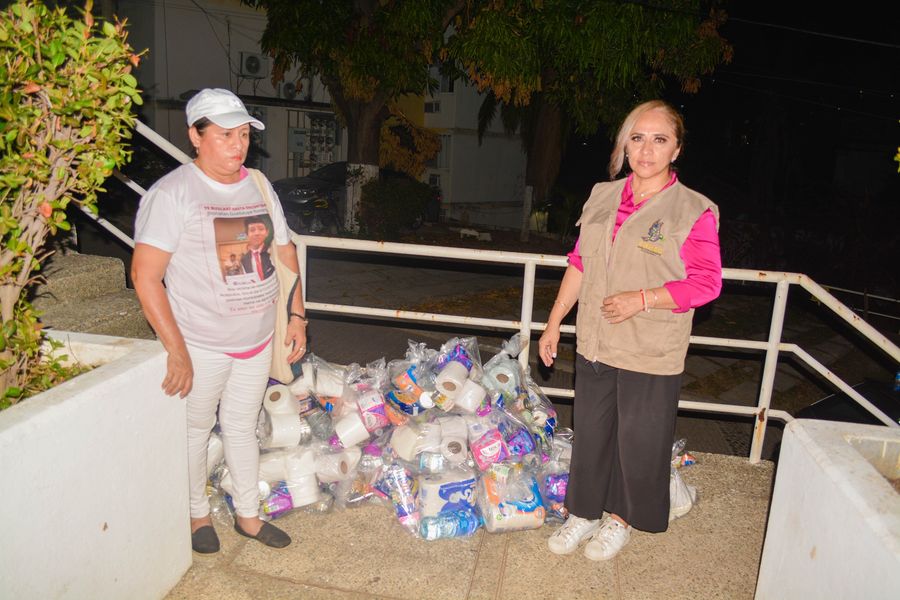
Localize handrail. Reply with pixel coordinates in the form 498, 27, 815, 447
293, 234, 900, 464
95, 121, 899, 465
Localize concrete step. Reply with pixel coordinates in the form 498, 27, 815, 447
32, 252, 127, 307
37, 288, 154, 340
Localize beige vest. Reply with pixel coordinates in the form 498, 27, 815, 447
575, 179, 719, 375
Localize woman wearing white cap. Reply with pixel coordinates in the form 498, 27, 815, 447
132, 88, 307, 552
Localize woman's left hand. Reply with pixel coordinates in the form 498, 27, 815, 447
284, 319, 308, 364
601, 291, 644, 324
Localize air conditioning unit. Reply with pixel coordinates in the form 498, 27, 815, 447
279, 81, 299, 101
240, 52, 270, 79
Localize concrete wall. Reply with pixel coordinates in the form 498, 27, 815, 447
756, 419, 900, 599
0, 333, 189, 600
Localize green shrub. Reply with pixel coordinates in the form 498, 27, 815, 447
0, 0, 142, 406
358, 176, 431, 241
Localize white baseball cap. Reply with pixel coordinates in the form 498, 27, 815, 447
185, 88, 265, 130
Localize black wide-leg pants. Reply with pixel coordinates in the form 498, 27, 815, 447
564, 354, 682, 533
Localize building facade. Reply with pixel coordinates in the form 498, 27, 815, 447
119, 0, 526, 228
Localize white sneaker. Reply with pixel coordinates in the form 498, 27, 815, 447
547, 515, 600, 555
583, 517, 631, 561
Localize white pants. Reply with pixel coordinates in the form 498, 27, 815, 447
185, 342, 271, 519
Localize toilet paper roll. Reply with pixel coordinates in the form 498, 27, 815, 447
435, 361, 469, 400
453, 379, 487, 414
315, 447, 363, 483
314, 367, 345, 398
334, 410, 370, 448
485, 363, 519, 398
437, 416, 468, 440
439, 436, 468, 464
206, 432, 225, 476
418, 422, 443, 453
289, 368, 315, 396
258, 450, 288, 483
479, 476, 545, 533
390, 424, 420, 462
418, 471, 477, 518
260, 412, 311, 449
285, 447, 317, 479
286, 474, 321, 507
263, 384, 297, 415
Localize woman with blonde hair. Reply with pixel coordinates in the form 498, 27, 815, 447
539, 100, 722, 560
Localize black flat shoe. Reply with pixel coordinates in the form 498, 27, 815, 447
234, 520, 291, 549
191, 525, 220, 554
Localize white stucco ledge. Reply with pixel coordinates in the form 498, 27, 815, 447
0, 331, 191, 600
756, 418, 900, 599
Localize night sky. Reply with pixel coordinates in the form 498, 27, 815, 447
558, 2, 899, 293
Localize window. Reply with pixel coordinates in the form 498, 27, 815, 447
425, 101, 441, 114
440, 73, 454, 94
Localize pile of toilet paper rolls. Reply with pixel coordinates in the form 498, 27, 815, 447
207, 334, 578, 541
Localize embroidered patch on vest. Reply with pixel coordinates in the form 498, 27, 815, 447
638, 219, 665, 256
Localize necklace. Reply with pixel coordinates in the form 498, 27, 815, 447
635, 186, 662, 199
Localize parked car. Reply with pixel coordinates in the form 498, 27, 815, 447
272, 162, 441, 234
272, 162, 346, 235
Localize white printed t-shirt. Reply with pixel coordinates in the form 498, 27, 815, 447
135, 163, 291, 353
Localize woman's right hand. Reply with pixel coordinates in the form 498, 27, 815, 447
538, 326, 561, 367
163, 346, 194, 398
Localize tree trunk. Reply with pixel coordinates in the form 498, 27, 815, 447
324, 78, 387, 231
523, 100, 563, 240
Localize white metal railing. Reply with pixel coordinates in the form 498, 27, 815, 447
78, 122, 193, 249
819, 284, 900, 324
98, 121, 899, 465
293, 235, 900, 464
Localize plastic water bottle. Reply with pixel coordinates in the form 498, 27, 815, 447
419, 510, 480, 540
305, 407, 334, 440
358, 443, 384, 473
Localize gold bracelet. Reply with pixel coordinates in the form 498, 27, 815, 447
650, 289, 659, 308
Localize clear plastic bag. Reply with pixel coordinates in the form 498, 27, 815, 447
434, 336, 482, 378
372, 461, 421, 536
669, 438, 697, 521
539, 459, 569, 523
389, 420, 443, 463
482, 333, 525, 406
477, 469, 545, 533
290, 353, 348, 411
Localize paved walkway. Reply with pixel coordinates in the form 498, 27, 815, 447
165, 452, 773, 600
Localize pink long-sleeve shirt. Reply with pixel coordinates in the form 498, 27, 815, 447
567, 173, 722, 313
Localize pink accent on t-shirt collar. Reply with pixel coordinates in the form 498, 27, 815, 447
239, 165, 249, 180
